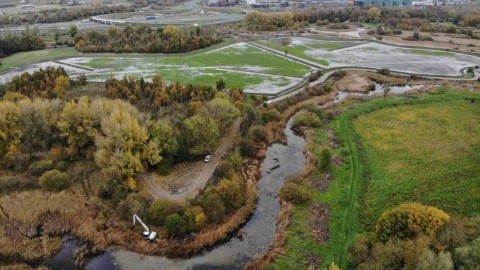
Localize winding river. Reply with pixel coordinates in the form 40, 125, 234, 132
47, 117, 306, 270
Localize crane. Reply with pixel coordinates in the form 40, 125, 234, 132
133, 214, 157, 241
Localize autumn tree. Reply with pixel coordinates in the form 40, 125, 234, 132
54, 75, 71, 98
94, 109, 161, 184
367, 7, 381, 23
149, 120, 178, 170
0, 101, 22, 164
375, 203, 450, 242
183, 115, 220, 156
199, 97, 240, 133
57, 97, 99, 156
18, 98, 62, 155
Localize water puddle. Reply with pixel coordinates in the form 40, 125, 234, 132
324, 83, 424, 107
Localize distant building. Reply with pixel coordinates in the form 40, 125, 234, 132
354, 0, 412, 6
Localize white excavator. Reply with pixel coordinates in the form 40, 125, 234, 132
133, 214, 157, 241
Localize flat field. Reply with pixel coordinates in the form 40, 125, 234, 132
272, 90, 480, 270
61, 42, 311, 94
0, 47, 78, 73
353, 96, 480, 225
258, 37, 363, 66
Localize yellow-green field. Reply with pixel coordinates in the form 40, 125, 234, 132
354, 98, 480, 227
271, 90, 480, 270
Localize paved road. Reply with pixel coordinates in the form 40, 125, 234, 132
141, 119, 240, 201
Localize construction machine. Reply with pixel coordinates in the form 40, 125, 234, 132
133, 214, 157, 241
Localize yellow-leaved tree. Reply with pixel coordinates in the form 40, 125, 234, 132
0, 101, 22, 164
94, 109, 161, 185
375, 203, 450, 242
54, 75, 70, 99
58, 96, 99, 156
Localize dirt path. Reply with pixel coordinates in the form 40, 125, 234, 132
140, 119, 240, 201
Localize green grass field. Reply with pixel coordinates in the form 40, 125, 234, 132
0, 39, 238, 74
353, 96, 480, 227
272, 90, 480, 270
80, 44, 311, 77
258, 41, 331, 66
72, 43, 309, 91
0, 47, 78, 73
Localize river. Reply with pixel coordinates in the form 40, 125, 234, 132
46, 117, 306, 270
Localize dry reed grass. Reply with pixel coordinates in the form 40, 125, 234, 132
336, 72, 375, 93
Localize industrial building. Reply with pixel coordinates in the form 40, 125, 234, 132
354, 0, 412, 6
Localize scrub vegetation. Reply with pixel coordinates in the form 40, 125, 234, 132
270, 89, 480, 270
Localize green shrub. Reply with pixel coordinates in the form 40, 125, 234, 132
164, 213, 188, 237
183, 206, 206, 232
292, 110, 321, 128
248, 125, 268, 143
215, 161, 235, 179
260, 107, 281, 122
279, 182, 311, 204
215, 178, 244, 212
227, 150, 243, 171
302, 101, 326, 119
377, 68, 391, 76
116, 193, 152, 221
416, 249, 454, 270
454, 237, 480, 270
39, 169, 70, 192
30, 159, 55, 176
147, 199, 185, 226
111, 185, 129, 205
374, 203, 450, 242
240, 139, 256, 157
320, 149, 332, 171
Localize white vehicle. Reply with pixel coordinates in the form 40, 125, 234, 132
204, 155, 211, 163
133, 214, 156, 241
266, 99, 273, 104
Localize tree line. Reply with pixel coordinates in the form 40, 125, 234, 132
74, 25, 223, 53
2, 66, 70, 99
0, 4, 134, 26
0, 93, 241, 181
246, 7, 480, 33
105, 74, 220, 109
0, 31, 45, 58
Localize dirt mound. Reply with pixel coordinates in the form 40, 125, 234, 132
310, 203, 331, 243
336, 72, 375, 93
